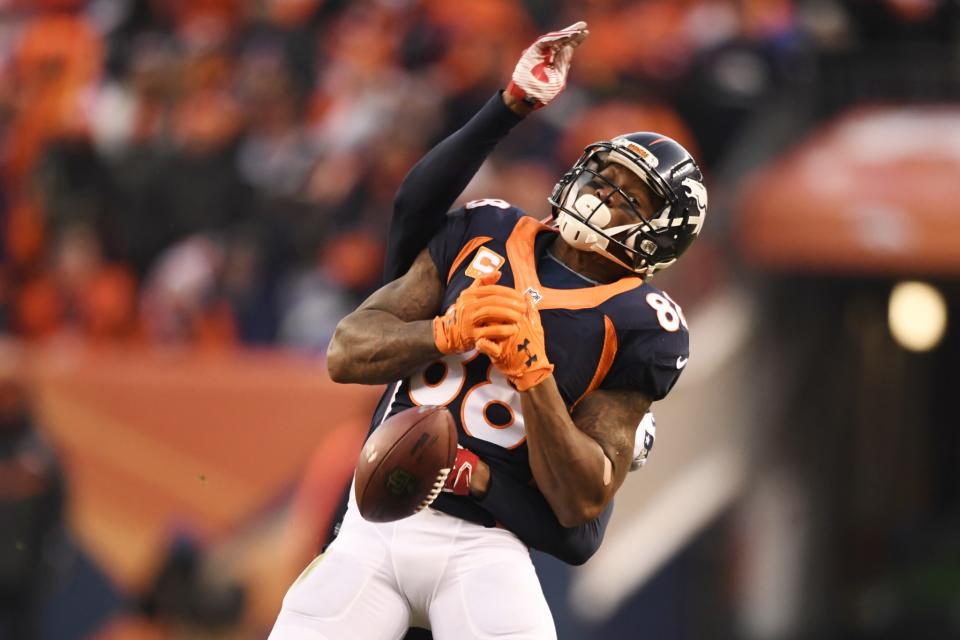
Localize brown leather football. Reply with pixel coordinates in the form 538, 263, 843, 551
354, 405, 457, 523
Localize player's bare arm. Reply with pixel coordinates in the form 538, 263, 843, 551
328, 248, 523, 385
327, 249, 443, 384
521, 380, 651, 527
572, 388, 653, 481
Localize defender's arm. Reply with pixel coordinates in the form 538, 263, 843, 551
327, 249, 443, 384
521, 381, 651, 527
473, 464, 613, 565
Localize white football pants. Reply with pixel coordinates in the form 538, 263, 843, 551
269, 499, 556, 640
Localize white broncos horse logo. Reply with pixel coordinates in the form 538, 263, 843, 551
681, 177, 707, 235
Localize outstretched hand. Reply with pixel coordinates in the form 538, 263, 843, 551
504, 21, 589, 114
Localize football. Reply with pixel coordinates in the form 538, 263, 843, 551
354, 405, 457, 523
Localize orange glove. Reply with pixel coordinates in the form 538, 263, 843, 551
433, 273, 526, 355
476, 293, 554, 391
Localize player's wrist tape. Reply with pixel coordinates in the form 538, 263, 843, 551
443, 446, 480, 496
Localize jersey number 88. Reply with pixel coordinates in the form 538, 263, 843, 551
646, 292, 688, 332
409, 350, 526, 449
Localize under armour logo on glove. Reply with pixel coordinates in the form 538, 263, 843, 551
443, 446, 481, 496
516, 339, 538, 367
506, 21, 589, 110
476, 296, 554, 392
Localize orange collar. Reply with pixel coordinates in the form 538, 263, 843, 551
505, 216, 642, 310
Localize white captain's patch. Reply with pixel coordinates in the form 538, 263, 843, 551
465, 247, 505, 279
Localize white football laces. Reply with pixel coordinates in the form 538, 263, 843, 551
415, 467, 452, 512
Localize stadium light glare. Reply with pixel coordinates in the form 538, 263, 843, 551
887, 281, 947, 352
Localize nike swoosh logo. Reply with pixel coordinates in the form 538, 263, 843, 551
454, 462, 472, 490
676, 356, 688, 369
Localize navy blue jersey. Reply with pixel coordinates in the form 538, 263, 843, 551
369, 201, 689, 527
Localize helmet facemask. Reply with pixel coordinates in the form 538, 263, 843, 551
550, 145, 676, 276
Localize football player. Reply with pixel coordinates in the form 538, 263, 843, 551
270, 20, 706, 640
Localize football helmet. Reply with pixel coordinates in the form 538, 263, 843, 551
549, 133, 707, 276
631, 411, 656, 471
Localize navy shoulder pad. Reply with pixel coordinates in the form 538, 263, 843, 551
457, 199, 526, 241
601, 283, 690, 400
603, 284, 687, 336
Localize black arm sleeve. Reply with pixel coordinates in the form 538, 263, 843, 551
383, 91, 525, 281
477, 474, 612, 565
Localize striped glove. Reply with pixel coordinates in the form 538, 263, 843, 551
506, 21, 589, 110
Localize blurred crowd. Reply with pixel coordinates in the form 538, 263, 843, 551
0, 0, 794, 352
0, 0, 955, 353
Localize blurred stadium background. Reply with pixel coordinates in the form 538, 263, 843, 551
1, 0, 958, 638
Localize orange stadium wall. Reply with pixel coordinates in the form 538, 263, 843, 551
24, 345, 381, 628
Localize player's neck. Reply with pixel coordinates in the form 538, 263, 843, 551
548, 236, 634, 284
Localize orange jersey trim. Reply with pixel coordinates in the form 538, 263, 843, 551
505, 216, 642, 310
571, 315, 619, 410
447, 235, 494, 284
